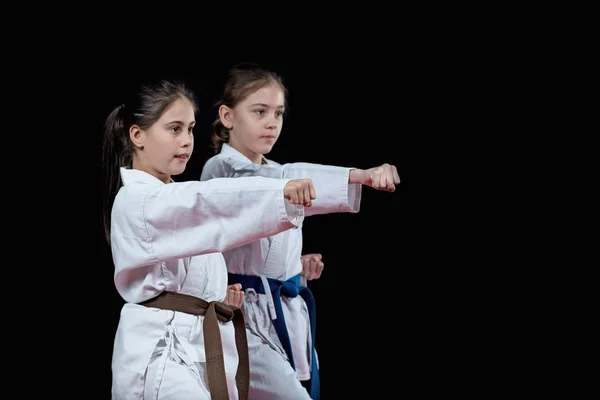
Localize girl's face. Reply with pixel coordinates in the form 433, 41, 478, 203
131, 97, 195, 183
223, 81, 285, 163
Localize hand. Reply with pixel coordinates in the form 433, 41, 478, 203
362, 163, 400, 192
284, 178, 316, 207
223, 283, 244, 308
300, 253, 324, 280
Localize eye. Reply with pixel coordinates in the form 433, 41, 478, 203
255, 109, 265, 115
172, 126, 181, 133
188, 126, 194, 133
275, 111, 284, 117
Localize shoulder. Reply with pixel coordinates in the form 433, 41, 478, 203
201, 153, 238, 180
112, 182, 157, 213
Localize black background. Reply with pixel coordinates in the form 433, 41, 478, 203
8, 11, 557, 395
22, 53, 485, 397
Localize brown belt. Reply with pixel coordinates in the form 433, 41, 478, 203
139, 291, 249, 400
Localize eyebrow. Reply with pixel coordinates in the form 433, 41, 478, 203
166, 120, 196, 125
249, 103, 285, 109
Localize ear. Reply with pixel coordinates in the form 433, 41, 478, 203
129, 125, 145, 149
218, 105, 234, 129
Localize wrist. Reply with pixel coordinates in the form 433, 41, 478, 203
349, 168, 366, 185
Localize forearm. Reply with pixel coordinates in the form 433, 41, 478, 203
349, 168, 367, 185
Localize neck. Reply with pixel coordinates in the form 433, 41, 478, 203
132, 158, 170, 184
227, 141, 262, 165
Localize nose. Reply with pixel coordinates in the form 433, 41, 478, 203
265, 113, 279, 130
181, 133, 193, 147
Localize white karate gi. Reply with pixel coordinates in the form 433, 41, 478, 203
200, 144, 362, 399
110, 167, 304, 400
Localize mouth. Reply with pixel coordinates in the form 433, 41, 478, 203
260, 135, 277, 140
174, 154, 189, 160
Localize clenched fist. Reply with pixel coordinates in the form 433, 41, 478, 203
284, 178, 316, 207
300, 253, 324, 280
223, 283, 244, 308
351, 163, 400, 192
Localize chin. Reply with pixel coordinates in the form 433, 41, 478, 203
259, 145, 275, 155
170, 166, 187, 176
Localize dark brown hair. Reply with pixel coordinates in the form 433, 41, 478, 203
101, 79, 197, 244
211, 64, 287, 154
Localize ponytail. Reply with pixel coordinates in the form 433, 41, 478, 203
101, 104, 132, 244
102, 79, 197, 245
210, 64, 288, 155
210, 117, 230, 155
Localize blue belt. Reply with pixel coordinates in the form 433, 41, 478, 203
228, 272, 320, 399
